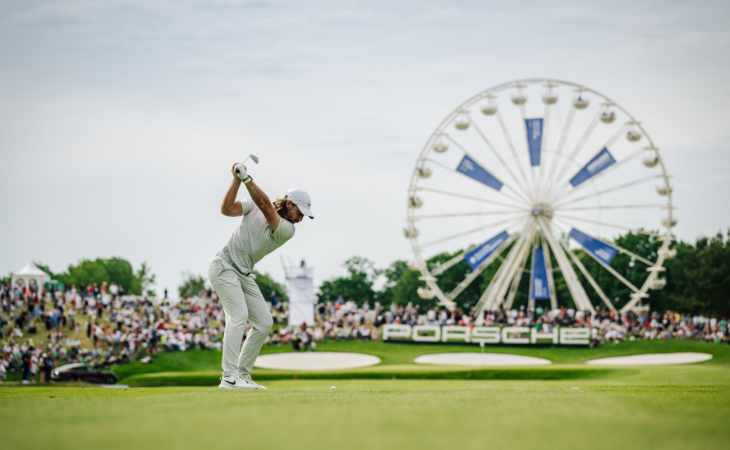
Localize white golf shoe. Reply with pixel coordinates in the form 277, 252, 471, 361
218, 375, 266, 391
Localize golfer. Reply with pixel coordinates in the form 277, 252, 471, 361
209, 161, 313, 390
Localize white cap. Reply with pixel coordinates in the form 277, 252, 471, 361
286, 188, 314, 219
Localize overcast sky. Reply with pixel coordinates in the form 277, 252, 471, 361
2, 0, 729, 297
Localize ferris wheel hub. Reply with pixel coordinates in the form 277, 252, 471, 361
530, 203, 554, 220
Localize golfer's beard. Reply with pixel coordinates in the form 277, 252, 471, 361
279, 204, 297, 222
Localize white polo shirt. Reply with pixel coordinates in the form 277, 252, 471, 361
218, 200, 295, 277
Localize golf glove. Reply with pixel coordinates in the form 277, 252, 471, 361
233, 163, 252, 183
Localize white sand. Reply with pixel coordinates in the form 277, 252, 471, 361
586, 352, 713, 366
414, 353, 552, 366
254, 352, 381, 371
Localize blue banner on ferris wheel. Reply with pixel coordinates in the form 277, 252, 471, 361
568, 228, 618, 266
456, 154, 504, 191
569, 147, 616, 187
464, 230, 509, 270
530, 247, 551, 300
525, 118, 543, 167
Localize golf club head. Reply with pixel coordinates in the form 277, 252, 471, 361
247, 154, 260, 165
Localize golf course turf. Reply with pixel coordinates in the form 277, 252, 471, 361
2, 340, 729, 450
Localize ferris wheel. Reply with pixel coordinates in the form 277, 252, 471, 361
404, 78, 676, 315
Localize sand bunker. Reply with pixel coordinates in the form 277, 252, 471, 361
586, 352, 713, 366
254, 352, 381, 371
414, 353, 552, 366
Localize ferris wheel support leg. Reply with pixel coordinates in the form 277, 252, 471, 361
473, 224, 530, 316
487, 223, 535, 311
537, 219, 594, 313
504, 235, 534, 310
541, 240, 559, 311
473, 244, 515, 317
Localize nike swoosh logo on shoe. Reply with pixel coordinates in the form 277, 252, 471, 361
223, 379, 236, 385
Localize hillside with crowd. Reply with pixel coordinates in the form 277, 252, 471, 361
1, 278, 728, 383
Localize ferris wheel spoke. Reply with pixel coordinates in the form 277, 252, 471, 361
421, 214, 525, 248
553, 174, 664, 208
421, 157, 527, 205
554, 221, 643, 294
620, 291, 651, 314
576, 246, 641, 294
495, 111, 533, 202
445, 234, 518, 302
533, 101, 553, 200
416, 187, 523, 209
556, 203, 671, 212
537, 219, 595, 312
558, 237, 618, 312
465, 121, 533, 203
413, 209, 526, 221
543, 108, 575, 194
554, 123, 629, 190
430, 251, 466, 276
553, 213, 633, 232
551, 147, 645, 204
551, 110, 603, 191
552, 218, 654, 266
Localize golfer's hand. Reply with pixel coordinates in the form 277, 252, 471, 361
232, 163, 251, 183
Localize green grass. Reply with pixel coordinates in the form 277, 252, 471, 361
2, 374, 730, 450
2, 340, 730, 450
111, 339, 730, 386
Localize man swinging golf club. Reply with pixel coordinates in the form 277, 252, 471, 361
209, 155, 313, 390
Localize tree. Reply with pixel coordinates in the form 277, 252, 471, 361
33, 261, 55, 278
379, 260, 423, 306
253, 271, 288, 303
317, 256, 379, 305
178, 272, 207, 299
134, 261, 157, 296
39, 257, 155, 296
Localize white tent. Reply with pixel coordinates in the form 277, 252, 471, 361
11, 263, 48, 290
284, 259, 315, 327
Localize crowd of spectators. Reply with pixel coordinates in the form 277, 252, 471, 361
272, 301, 730, 348
1, 280, 223, 383
2, 278, 728, 383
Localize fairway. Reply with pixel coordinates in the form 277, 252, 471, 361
3, 341, 730, 450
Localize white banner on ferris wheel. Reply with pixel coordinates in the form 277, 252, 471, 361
569, 228, 618, 266
456, 154, 504, 191
569, 147, 616, 187
525, 118, 543, 167
529, 247, 550, 300
463, 230, 510, 270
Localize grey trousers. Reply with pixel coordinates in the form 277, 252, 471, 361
208, 257, 273, 378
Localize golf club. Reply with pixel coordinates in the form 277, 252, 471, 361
234, 154, 259, 179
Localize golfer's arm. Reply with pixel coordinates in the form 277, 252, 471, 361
244, 180, 280, 228
220, 178, 243, 217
